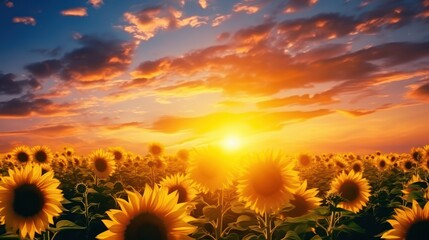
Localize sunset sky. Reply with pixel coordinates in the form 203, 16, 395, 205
1, 0, 428, 155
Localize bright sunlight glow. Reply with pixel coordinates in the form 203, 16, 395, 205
221, 135, 242, 151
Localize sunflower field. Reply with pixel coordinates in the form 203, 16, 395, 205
0, 144, 429, 240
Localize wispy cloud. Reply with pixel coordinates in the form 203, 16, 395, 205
12, 17, 36, 25
61, 7, 88, 17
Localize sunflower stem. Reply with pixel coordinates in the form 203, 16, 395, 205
265, 212, 272, 240
216, 188, 224, 239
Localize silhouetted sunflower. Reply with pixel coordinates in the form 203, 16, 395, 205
237, 151, 300, 215
160, 174, 197, 203
97, 185, 196, 240
11, 146, 32, 164
330, 171, 371, 213
89, 149, 116, 178
0, 164, 63, 239
382, 200, 429, 240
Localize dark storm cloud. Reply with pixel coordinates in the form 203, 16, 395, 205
25, 35, 136, 83
0, 97, 52, 116
25, 60, 62, 78
0, 73, 40, 95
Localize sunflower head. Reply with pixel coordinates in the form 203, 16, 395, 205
75, 183, 88, 194
349, 160, 364, 173
160, 174, 197, 203
108, 146, 126, 162
375, 155, 389, 171
296, 153, 313, 168
401, 159, 416, 172
329, 171, 371, 213
411, 147, 425, 162
11, 145, 32, 164
63, 147, 75, 157
0, 164, 63, 239
148, 142, 164, 157
97, 185, 196, 240
237, 151, 300, 215
382, 200, 429, 240
402, 174, 425, 199
282, 180, 322, 218
88, 149, 116, 179
31, 145, 53, 165
176, 148, 190, 162
333, 156, 348, 172
187, 146, 235, 194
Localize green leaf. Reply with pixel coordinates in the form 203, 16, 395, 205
222, 233, 240, 240
49, 220, 86, 232
0, 234, 20, 240
282, 231, 302, 240
242, 234, 258, 240
202, 205, 220, 222
310, 235, 322, 240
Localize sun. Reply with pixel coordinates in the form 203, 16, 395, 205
221, 135, 242, 151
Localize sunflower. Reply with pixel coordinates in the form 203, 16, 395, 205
108, 146, 126, 162
31, 145, 53, 165
159, 174, 198, 203
63, 147, 75, 157
187, 147, 235, 194
237, 151, 300, 215
349, 160, 364, 173
296, 153, 313, 168
89, 149, 116, 178
97, 185, 196, 240
11, 145, 32, 164
400, 159, 416, 172
333, 156, 348, 172
423, 145, 429, 157
176, 149, 190, 162
375, 155, 389, 171
148, 142, 165, 157
382, 200, 429, 239
421, 157, 429, 172
411, 147, 425, 162
329, 171, 371, 213
0, 164, 63, 239
282, 180, 322, 218
402, 174, 424, 198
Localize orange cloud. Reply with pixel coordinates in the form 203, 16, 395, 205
198, 0, 208, 9
151, 110, 332, 134
233, 3, 260, 14
12, 17, 36, 25
88, 0, 103, 8
122, 5, 208, 41
61, 7, 88, 17
212, 14, 231, 27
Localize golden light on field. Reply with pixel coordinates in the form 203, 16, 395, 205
221, 135, 242, 151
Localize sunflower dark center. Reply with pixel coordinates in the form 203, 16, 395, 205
379, 160, 386, 168
335, 160, 346, 169
339, 180, 360, 202
168, 185, 188, 203
405, 161, 413, 170
405, 220, 429, 240
299, 155, 311, 166
124, 212, 168, 240
66, 151, 72, 156
35, 150, 48, 163
250, 164, 283, 196
150, 146, 163, 156
113, 151, 123, 161
412, 152, 421, 162
352, 163, 362, 172
17, 152, 29, 163
13, 184, 45, 217
287, 195, 310, 218
94, 158, 107, 172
